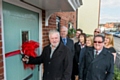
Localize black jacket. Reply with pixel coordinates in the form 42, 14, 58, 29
61, 37, 75, 57
28, 42, 73, 80
72, 42, 81, 75
79, 47, 114, 80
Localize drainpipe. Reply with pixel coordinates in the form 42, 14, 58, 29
98, 0, 101, 28
76, 9, 78, 29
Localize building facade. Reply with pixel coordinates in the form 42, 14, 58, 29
0, 0, 81, 80
77, 0, 100, 35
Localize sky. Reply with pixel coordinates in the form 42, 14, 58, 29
100, 0, 120, 24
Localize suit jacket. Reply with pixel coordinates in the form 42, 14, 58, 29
61, 37, 75, 57
28, 42, 73, 80
79, 47, 114, 80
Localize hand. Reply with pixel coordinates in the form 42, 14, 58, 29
22, 54, 29, 62
75, 75, 79, 80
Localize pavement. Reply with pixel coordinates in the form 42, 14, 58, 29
114, 36, 120, 69
114, 37, 120, 54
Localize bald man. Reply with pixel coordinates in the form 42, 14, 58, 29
94, 28, 101, 36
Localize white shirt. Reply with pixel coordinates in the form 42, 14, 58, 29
79, 42, 85, 49
50, 44, 59, 58
94, 48, 103, 55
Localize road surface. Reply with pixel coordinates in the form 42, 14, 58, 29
114, 36, 120, 54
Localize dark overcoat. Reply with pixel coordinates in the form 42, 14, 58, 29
61, 37, 75, 57
74, 42, 81, 63
79, 47, 114, 80
28, 42, 73, 80
72, 42, 81, 75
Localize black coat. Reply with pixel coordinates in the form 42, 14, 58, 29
61, 37, 75, 57
79, 47, 114, 80
74, 42, 81, 63
73, 42, 87, 75
28, 42, 73, 80
72, 42, 81, 75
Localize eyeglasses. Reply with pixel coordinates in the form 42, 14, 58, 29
94, 31, 100, 33
94, 41, 103, 43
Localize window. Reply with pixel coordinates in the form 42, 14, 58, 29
22, 31, 29, 43
56, 16, 61, 32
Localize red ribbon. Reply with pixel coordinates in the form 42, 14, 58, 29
21, 40, 39, 70
5, 50, 20, 58
5, 40, 39, 70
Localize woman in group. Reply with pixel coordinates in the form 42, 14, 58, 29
72, 33, 86, 80
86, 35, 93, 47
78, 35, 93, 65
78, 35, 93, 79
104, 34, 116, 62
79, 35, 94, 65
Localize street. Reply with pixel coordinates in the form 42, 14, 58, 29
114, 37, 120, 54
114, 36, 120, 69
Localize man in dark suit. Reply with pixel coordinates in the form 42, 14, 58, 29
22, 29, 72, 80
79, 35, 114, 80
60, 26, 75, 57
60, 26, 75, 80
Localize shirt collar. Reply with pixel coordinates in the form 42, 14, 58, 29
62, 37, 67, 40
94, 48, 103, 55
79, 42, 86, 48
50, 43, 59, 50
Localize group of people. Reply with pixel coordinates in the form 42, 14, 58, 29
22, 26, 116, 80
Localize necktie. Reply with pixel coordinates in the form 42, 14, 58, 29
94, 51, 98, 58
63, 38, 66, 45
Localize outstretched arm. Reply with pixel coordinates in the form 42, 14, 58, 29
22, 49, 45, 65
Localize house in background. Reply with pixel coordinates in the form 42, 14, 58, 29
104, 23, 117, 31
99, 22, 120, 32
117, 24, 120, 32
0, 0, 82, 80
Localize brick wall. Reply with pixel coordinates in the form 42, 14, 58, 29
42, 10, 57, 48
42, 11, 76, 47
0, 11, 4, 80
50, 12, 76, 28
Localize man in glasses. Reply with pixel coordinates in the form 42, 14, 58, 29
79, 35, 114, 80
94, 28, 101, 36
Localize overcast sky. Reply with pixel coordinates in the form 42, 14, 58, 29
100, 0, 120, 24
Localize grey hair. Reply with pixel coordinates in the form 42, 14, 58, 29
48, 29, 60, 38
60, 26, 68, 32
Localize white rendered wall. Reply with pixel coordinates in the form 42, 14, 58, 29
77, 0, 100, 35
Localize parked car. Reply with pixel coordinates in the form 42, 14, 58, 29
105, 31, 116, 35
113, 32, 120, 38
